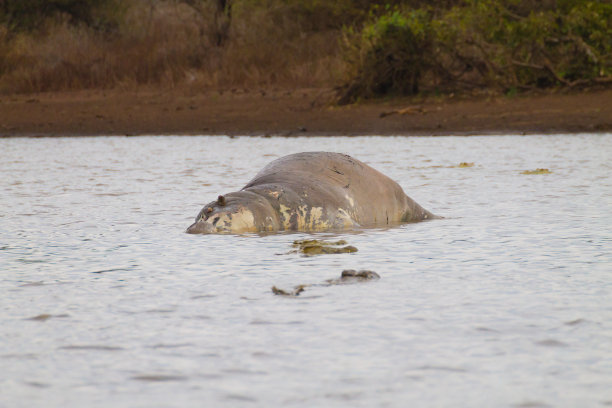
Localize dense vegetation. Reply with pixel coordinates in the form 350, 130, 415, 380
338, 0, 612, 102
0, 0, 610, 101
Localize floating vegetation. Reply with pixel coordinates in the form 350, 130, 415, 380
457, 162, 474, 168
24, 313, 69, 321
521, 168, 552, 175
301, 245, 358, 255
25, 314, 52, 321
325, 269, 380, 284
272, 270, 380, 297
271, 285, 307, 297
290, 239, 358, 256
131, 374, 188, 382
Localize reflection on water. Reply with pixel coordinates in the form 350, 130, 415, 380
1, 134, 612, 408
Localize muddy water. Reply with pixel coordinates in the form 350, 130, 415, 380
1, 134, 611, 408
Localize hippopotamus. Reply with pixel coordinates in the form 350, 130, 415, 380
186, 152, 438, 234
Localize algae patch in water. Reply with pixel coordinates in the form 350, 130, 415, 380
521, 168, 552, 175
272, 269, 380, 297
290, 239, 358, 256
302, 245, 358, 255
326, 269, 380, 284
271, 285, 307, 297
24, 313, 70, 322
292, 239, 347, 247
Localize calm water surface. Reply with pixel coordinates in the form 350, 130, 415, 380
1, 135, 611, 408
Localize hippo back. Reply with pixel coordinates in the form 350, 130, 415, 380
242, 152, 410, 227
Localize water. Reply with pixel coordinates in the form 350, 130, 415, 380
1, 134, 611, 408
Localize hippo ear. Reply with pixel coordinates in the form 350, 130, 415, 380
217, 195, 226, 206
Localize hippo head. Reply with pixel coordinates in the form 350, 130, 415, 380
186, 191, 280, 234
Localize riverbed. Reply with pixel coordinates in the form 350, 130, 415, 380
1, 134, 611, 407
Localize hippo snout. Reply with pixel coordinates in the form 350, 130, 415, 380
186, 220, 215, 234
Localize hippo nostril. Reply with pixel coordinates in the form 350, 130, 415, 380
186, 222, 198, 234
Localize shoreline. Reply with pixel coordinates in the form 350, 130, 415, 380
1, 88, 611, 137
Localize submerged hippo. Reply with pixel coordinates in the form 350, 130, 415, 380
186, 152, 438, 234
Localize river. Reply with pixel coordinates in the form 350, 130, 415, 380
1, 134, 611, 407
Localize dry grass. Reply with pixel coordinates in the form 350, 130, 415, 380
215, 3, 344, 88
0, 0, 344, 94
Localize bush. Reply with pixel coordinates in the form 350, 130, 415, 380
338, 8, 432, 104
436, 0, 612, 89
0, 0, 609, 95
338, 0, 612, 103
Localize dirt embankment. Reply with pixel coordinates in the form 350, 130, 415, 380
1, 88, 611, 137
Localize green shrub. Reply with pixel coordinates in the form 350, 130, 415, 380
436, 0, 612, 89
0, 0, 609, 95
339, 0, 612, 102
338, 8, 433, 104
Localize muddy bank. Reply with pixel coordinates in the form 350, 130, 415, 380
1, 88, 611, 137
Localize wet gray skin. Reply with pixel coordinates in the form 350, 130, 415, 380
187, 152, 439, 234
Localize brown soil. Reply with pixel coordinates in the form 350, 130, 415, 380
1, 87, 611, 137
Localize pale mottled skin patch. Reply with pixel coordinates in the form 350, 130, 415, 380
277, 204, 336, 231
345, 194, 355, 208
196, 207, 258, 233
